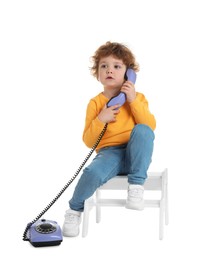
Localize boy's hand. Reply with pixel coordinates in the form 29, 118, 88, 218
121, 81, 136, 103
98, 105, 120, 123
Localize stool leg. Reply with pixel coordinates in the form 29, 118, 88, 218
159, 199, 164, 240
82, 198, 94, 237
96, 189, 101, 223
165, 192, 169, 225
82, 201, 89, 237
165, 170, 169, 225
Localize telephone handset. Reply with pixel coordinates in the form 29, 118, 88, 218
106, 68, 137, 108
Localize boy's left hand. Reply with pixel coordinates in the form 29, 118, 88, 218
121, 81, 136, 103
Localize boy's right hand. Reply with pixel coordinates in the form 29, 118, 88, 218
98, 105, 120, 123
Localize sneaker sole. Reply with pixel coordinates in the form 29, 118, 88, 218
62, 228, 80, 237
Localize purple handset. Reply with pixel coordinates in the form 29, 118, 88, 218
106, 92, 126, 108
125, 68, 137, 84
107, 68, 136, 108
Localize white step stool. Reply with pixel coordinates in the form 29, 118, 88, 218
82, 168, 168, 240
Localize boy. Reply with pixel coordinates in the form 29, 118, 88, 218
62, 41, 156, 237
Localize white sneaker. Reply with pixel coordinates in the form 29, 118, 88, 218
125, 184, 144, 210
62, 209, 82, 237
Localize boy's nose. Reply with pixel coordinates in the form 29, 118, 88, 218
107, 68, 112, 74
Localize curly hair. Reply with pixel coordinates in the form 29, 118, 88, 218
90, 41, 139, 79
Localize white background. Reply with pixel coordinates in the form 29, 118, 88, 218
0, 0, 202, 259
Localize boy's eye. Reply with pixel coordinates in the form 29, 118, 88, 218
114, 65, 121, 69
100, 64, 122, 69
100, 64, 107, 69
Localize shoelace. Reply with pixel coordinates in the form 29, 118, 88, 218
128, 188, 144, 199
65, 214, 80, 224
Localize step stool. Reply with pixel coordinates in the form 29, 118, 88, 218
82, 168, 168, 240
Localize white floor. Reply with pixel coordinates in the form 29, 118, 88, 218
1, 1, 202, 259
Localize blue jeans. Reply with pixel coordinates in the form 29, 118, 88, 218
69, 124, 155, 212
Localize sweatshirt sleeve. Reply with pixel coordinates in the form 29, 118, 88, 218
82, 100, 106, 148
129, 93, 156, 131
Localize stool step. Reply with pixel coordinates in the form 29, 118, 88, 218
99, 175, 163, 190
96, 199, 160, 207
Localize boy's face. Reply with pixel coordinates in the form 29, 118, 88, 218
98, 55, 126, 89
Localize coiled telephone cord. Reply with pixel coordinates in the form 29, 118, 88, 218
23, 123, 108, 241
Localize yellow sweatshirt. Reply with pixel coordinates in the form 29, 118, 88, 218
82, 92, 156, 151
